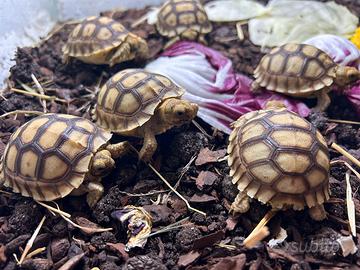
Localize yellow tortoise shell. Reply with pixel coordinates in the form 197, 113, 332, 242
254, 44, 337, 96
156, 0, 212, 38
93, 69, 184, 133
0, 114, 111, 201
227, 108, 330, 211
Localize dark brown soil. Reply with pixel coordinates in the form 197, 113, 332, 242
1, 1, 360, 270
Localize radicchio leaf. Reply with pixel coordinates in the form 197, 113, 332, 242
146, 41, 311, 134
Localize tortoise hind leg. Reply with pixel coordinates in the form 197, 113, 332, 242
109, 43, 133, 66
86, 182, 104, 208
308, 204, 327, 221
313, 89, 331, 112
230, 191, 250, 214
250, 80, 262, 93
164, 36, 180, 49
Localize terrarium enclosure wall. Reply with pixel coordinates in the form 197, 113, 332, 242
0, 0, 164, 88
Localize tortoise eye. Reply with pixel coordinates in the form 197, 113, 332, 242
350, 74, 358, 81
176, 111, 184, 117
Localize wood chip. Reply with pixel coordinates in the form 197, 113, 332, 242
210, 253, 246, 270
190, 194, 218, 203
225, 217, 238, 231
0, 245, 7, 263
337, 235, 358, 256
74, 217, 112, 235
58, 253, 85, 270
195, 171, 219, 190
195, 148, 227, 166
267, 246, 299, 263
106, 243, 129, 260
193, 230, 225, 250
177, 251, 201, 267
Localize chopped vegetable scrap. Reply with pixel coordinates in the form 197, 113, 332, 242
303, 34, 360, 117
111, 206, 153, 251
346, 84, 360, 116
248, 0, 358, 47
204, 0, 267, 22
305, 34, 360, 69
204, 0, 358, 47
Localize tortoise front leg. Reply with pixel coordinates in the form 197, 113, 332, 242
106, 141, 130, 159
313, 89, 331, 112
139, 126, 157, 162
230, 191, 250, 214
86, 181, 104, 208
90, 150, 115, 176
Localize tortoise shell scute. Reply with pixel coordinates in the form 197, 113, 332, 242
2, 114, 112, 201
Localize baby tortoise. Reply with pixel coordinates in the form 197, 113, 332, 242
227, 104, 330, 221
252, 43, 360, 111
63, 16, 148, 66
0, 114, 128, 207
93, 69, 198, 162
156, 0, 212, 46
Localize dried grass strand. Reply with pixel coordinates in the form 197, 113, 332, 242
244, 209, 277, 248
192, 120, 212, 138
31, 74, 47, 113
25, 247, 46, 260
18, 216, 46, 264
10, 88, 67, 103
148, 163, 206, 216
330, 160, 360, 180
328, 119, 360, 125
36, 201, 71, 218
330, 142, 360, 168
345, 171, 356, 237
0, 110, 43, 119
36, 201, 112, 233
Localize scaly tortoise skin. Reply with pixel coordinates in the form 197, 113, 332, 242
0, 114, 128, 207
252, 43, 360, 111
93, 68, 198, 161
156, 0, 212, 46
227, 108, 330, 221
62, 16, 148, 66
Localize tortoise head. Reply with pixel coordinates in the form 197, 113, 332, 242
158, 98, 198, 126
265, 100, 286, 110
335, 66, 360, 86
90, 150, 115, 177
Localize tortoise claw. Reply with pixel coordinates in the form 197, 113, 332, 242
86, 182, 104, 208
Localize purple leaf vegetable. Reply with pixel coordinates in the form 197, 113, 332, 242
304, 34, 360, 69
304, 34, 360, 117
146, 41, 311, 134
346, 85, 360, 116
